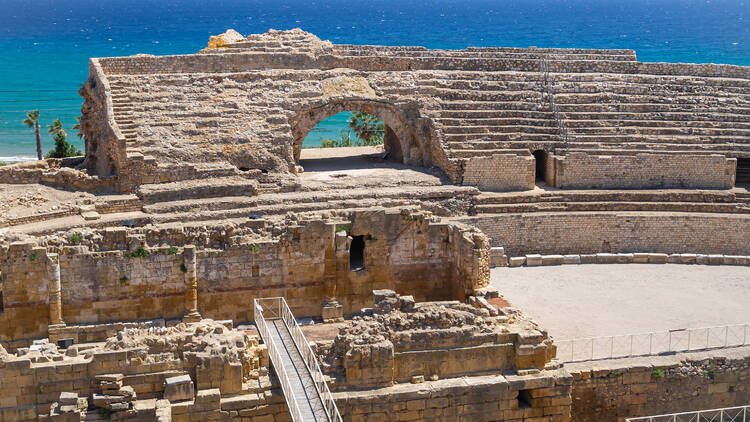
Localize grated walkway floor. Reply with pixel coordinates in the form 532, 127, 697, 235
267, 318, 328, 422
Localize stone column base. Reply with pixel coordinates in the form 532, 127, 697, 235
183, 312, 202, 323
321, 301, 343, 323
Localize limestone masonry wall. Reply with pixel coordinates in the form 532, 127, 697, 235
569, 348, 750, 422
0, 209, 489, 346
462, 154, 535, 191
459, 212, 750, 256
336, 369, 573, 422
554, 153, 736, 190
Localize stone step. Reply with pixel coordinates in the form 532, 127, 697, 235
136, 177, 260, 203
435, 117, 557, 127
441, 125, 560, 135
444, 132, 557, 142
445, 141, 563, 151
437, 109, 554, 119
472, 201, 748, 215
474, 190, 736, 205
143, 185, 479, 215
439, 100, 551, 111
450, 149, 531, 158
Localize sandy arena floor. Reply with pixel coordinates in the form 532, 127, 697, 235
491, 264, 750, 340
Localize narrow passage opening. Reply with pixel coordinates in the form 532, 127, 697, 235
737, 158, 750, 184
533, 150, 548, 183
350, 235, 365, 272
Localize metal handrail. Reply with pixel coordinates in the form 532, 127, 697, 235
254, 297, 343, 422
539, 55, 570, 148
254, 299, 304, 422
626, 404, 750, 421
557, 323, 750, 362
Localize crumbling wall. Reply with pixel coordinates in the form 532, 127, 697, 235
570, 349, 750, 422
0, 209, 490, 344
318, 290, 555, 390
554, 153, 736, 189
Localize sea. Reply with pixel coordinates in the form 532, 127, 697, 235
0, 0, 748, 161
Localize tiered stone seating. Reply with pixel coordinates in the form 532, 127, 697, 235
471, 189, 750, 214
552, 73, 750, 155
416, 72, 560, 158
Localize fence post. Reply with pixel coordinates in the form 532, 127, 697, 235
630, 335, 634, 356
669, 331, 672, 352
649, 333, 653, 354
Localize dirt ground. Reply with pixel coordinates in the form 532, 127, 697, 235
298, 146, 446, 190
0, 184, 93, 221
491, 264, 750, 340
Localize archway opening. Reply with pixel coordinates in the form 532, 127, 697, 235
299, 110, 403, 172
533, 150, 548, 184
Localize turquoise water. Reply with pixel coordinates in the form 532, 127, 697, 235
1, 0, 749, 160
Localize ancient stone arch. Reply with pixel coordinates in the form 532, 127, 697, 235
289, 99, 432, 167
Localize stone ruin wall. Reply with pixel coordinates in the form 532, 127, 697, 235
552, 153, 736, 190
0, 209, 489, 349
570, 349, 750, 422
462, 154, 536, 192
460, 212, 750, 257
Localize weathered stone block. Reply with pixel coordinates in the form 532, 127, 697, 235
164, 375, 194, 403
562, 255, 580, 265
526, 254, 543, 266
509, 257, 526, 267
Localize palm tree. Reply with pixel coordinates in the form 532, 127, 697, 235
72, 116, 83, 139
23, 110, 42, 160
348, 112, 385, 145
47, 118, 66, 138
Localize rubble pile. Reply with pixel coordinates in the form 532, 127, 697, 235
91, 374, 136, 414
104, 319, 262, 381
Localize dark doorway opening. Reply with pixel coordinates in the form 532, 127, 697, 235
533, 150, 548, 183
0, 291, 3, 313
517, 389, 532, 409
737, 158, 750, 184
350, 235, 365, 272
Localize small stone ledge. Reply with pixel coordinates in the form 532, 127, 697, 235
505, 252, 750, 267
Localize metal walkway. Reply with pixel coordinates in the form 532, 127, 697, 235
254, 297, 342, 422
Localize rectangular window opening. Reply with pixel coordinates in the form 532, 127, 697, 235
350, 235, 365, 272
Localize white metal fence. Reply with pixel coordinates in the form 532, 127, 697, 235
557, 323, 750, 362
254, 297, 343, 422
626, 404, 750, 421
254, 298, 304, 422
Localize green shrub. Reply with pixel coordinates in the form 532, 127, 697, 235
167, 246, 178, 255
180, 263, 188, 273
335, 224, 350, 234
249, 244, 260, 253
68, 233, 82, 245
652, 368, 665, 379
29, 253, 38, 261
119, 275, 128, 284
126, 247, 150, 259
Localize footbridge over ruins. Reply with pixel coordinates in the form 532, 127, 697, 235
254, 297, 342, 422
